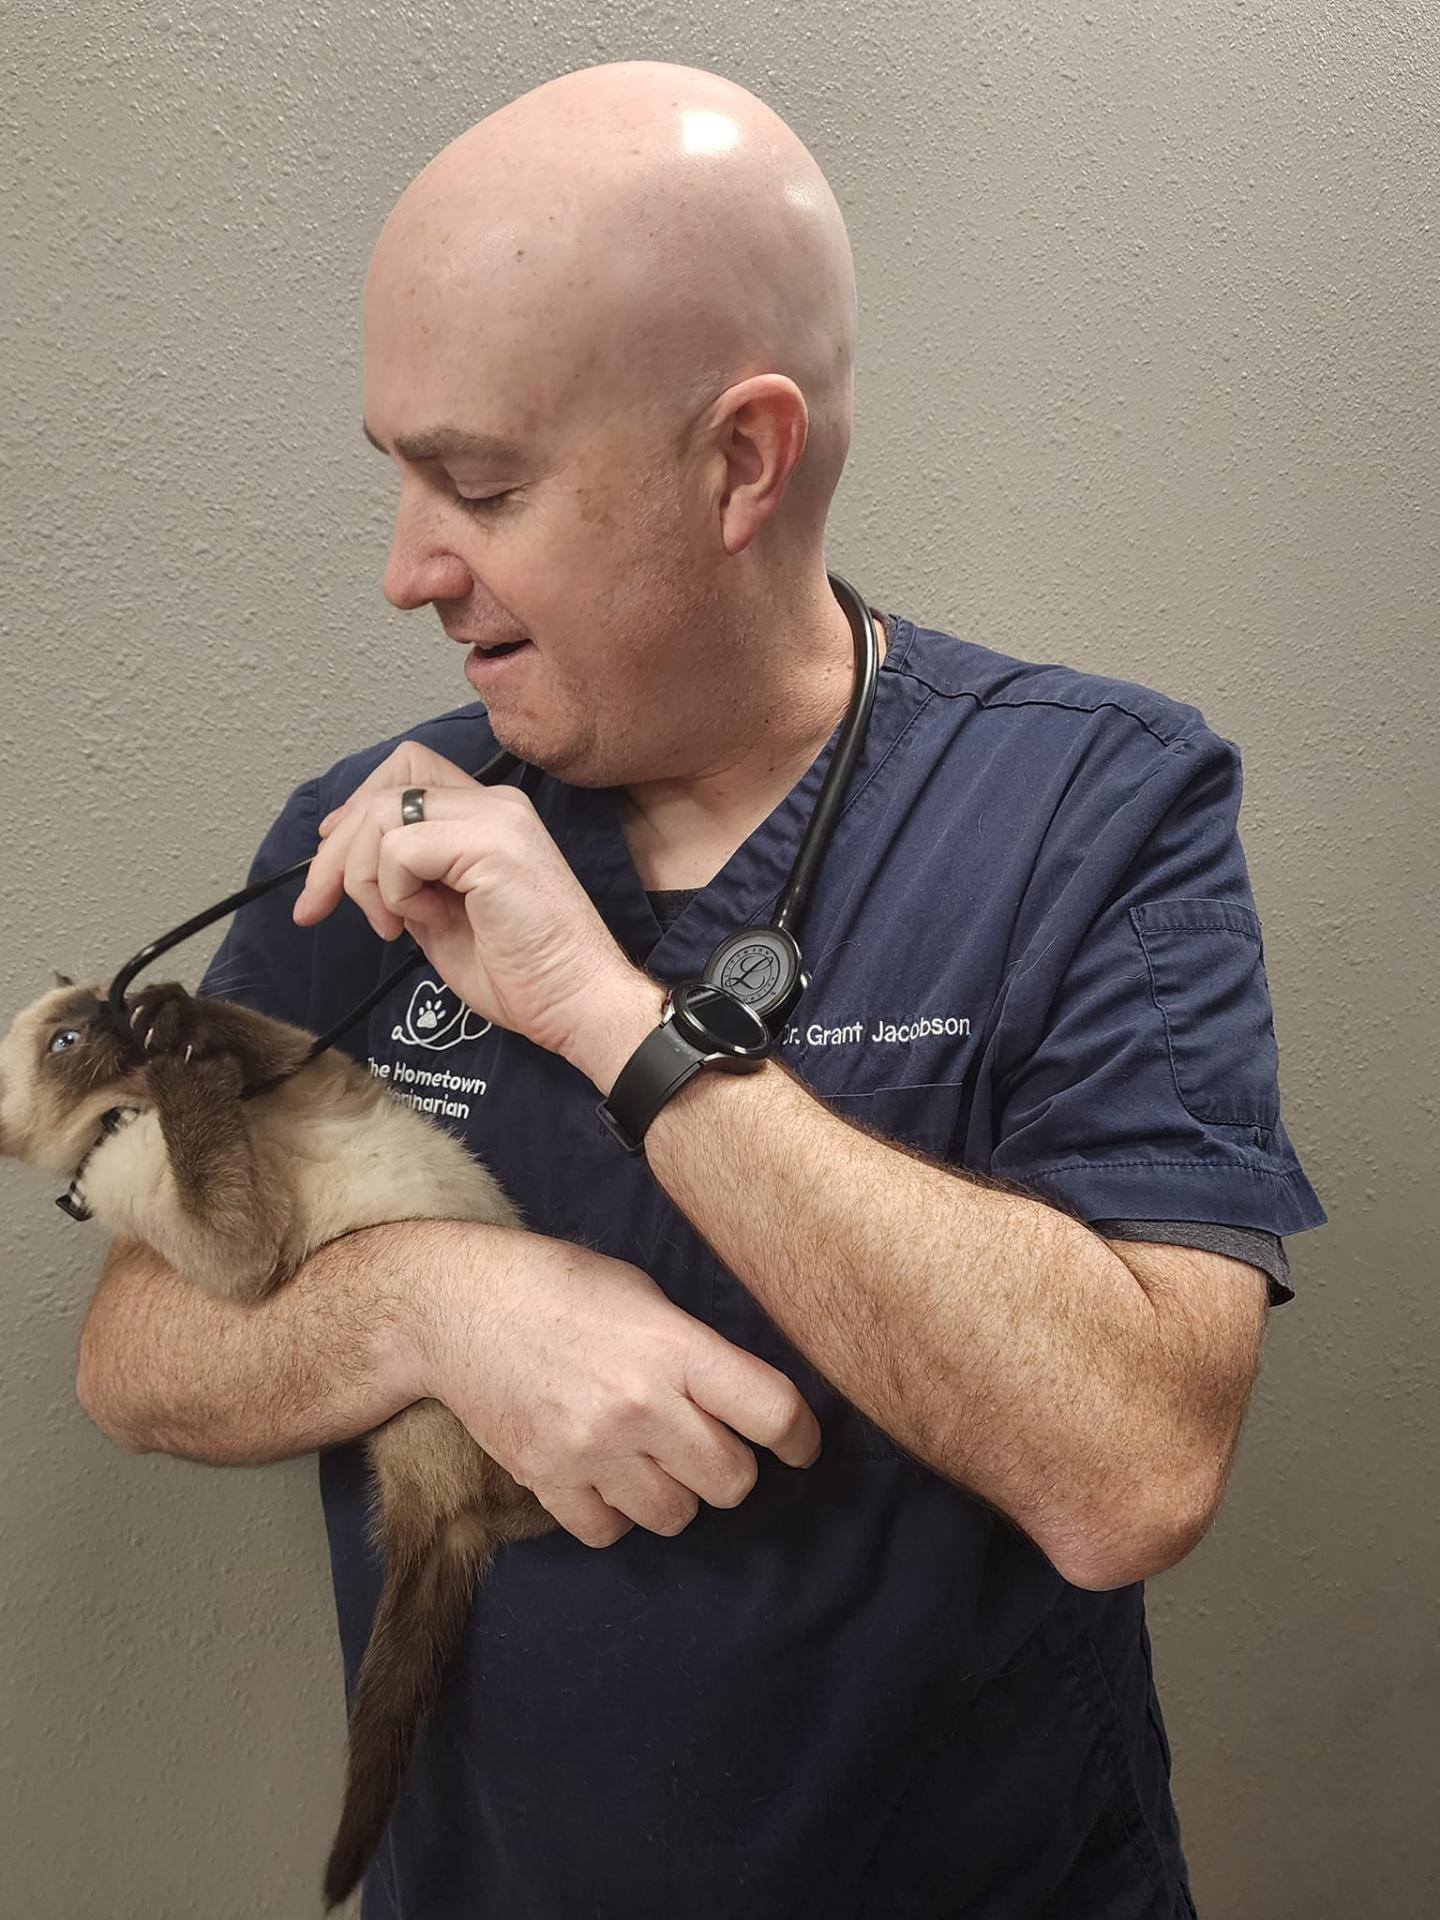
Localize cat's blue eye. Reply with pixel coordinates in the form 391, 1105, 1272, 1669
48, 1029, 81, 1054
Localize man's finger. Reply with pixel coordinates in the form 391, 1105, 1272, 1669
683, 1338, 822, 1468
646, 1397, 761, 1510
591, 1454, 702, 1538
533, 1483, 636, 1550
335, 741, 477, 819
304, 745, 477, 890
375, 815, 490, 915
294, 803, 374, 925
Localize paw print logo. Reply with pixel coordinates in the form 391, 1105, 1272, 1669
392, 979, 491, 1051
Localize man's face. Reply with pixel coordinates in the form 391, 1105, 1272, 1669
361, 256, 723, 788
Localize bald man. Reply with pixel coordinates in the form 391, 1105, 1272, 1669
80, 60, 1324, 1920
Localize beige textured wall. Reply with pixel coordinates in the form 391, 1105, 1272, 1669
3, 3, 1434, 1915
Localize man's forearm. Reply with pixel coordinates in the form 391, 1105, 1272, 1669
77, 1219, 499, 1466
658, 1068, 1219, 1583
576, 976, 1222, 1587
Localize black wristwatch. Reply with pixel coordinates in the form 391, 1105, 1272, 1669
595, 979, 774, 1155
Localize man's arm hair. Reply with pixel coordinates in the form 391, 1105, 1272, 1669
76, 1219, 504, 1465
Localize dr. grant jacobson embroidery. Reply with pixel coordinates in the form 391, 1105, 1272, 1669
781, 1013, 972, 1047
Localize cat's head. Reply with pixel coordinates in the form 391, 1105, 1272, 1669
0, 973, 152, 1175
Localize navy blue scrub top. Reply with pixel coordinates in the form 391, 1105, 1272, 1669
200, 607, 1326, 1918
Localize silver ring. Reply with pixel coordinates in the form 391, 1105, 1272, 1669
400, 787, 426, 825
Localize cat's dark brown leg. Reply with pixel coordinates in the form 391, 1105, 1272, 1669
129, 984, 294, 1300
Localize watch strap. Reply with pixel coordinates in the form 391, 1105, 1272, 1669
596, 1015, 708, 1155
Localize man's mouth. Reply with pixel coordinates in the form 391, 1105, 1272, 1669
471, 639, 531, 658
464, 638, 535, 684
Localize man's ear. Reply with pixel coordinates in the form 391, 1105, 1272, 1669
709, 373, 809, 557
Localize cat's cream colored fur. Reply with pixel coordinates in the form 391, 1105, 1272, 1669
0, 978, 556, 1910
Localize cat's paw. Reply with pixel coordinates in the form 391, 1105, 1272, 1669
127, 982, 234, 1064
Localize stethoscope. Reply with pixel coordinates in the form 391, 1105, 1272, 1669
94, 569, 881, 1099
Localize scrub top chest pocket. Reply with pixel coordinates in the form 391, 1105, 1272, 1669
780, 1001, 977, 1153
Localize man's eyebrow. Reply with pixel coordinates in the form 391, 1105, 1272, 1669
362, 420, 529, 464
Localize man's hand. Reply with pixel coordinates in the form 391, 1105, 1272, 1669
291, 741, 646, 1061
77, 1222, 822, 1533
406, 1229, 823, 1548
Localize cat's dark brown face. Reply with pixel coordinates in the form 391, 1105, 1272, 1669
0, 981, 151, 1174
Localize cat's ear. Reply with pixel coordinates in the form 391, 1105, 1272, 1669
52, 971, 74, 988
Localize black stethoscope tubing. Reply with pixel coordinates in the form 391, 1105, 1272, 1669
100, 570, 880, 1095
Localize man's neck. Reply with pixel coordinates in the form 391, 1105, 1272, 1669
617, 608, 887, 893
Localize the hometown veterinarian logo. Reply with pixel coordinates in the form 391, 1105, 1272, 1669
390, 979, 491, 1052
367, 980, 491, 1124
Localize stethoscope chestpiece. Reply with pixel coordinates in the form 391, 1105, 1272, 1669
700, 924, 808, 1035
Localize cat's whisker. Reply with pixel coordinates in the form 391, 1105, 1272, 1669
194, 965, 268, 1000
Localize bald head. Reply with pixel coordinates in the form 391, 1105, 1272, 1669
368, 61, 856, 535
362, 61, 865, 791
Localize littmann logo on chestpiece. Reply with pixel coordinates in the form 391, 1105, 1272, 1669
390, 979, 492, 1052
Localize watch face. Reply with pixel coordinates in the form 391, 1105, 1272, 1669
671, 981, 771, 1055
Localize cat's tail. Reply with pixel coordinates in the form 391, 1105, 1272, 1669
322, 1509, 496, 1911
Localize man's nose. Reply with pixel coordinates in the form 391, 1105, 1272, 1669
381, 499, 474, 610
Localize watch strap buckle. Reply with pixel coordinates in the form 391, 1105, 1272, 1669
595, 1095, 646, 1156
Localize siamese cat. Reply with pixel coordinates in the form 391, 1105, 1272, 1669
0, 974, 558, 1910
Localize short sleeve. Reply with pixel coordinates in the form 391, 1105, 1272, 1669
1091, 1218, 1294, 1308
987, 730, 1327, 1252
196, 777, 321, 1027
